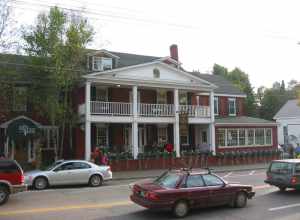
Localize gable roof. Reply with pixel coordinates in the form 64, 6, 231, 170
274, 99, 300, 119
190, 72, 246, 96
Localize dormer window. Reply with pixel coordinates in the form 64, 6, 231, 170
93, 57, 113, 71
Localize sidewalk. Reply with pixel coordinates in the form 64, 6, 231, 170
112, 163, 269, 181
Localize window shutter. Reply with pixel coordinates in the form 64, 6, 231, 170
91, 86, 96, 101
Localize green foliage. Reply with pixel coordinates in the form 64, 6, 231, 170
22, 6, 94, 158
212, 64, 257, 116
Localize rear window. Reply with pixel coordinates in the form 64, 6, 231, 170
270, 162, 293, 174
0, 161, 21, 173
295, 164, 300, 174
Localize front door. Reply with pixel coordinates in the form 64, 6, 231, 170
138, 126, 147, 153
14, 136, 28, 165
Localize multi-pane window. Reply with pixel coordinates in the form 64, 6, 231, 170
216, 128, 273, 148
95, 88, 107, 101
93, 57, 112, 71
227, 129, 238, 146
255, 128, 265, 145
266, 128, 272, 145
228, 98, 236, 116
214, 97, 219, 115
13, 87, 27, 112
179, 92, 188, 105
96, 127, 108, 146
238, 129, 246, 146
158, 127, 168, 146
216, 129, 226, 147
157, 90, 167, 104
247, 129, 255, 145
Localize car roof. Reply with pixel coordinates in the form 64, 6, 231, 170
272, 159, 300, 163
170, 168, 212, 175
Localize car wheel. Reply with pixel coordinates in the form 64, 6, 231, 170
89, 175, 103, 187
278, 187, 286, 192
173, 200, 189, 218
34, 177, 48, 190
235, 192, 247, 208
0, 186, 9, 205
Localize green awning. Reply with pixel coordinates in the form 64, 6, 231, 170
7, 118, 40, 140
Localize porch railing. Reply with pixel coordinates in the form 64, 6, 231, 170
139, 103, 175, 117
91, 101, 132, 116
179, 105, 210, 117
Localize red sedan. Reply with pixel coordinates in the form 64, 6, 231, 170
130, 169, 255, 218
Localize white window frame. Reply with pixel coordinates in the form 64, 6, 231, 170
214, 97, 219, 116
93, 57, 113, 71
179, 92, 188, 105
95, 87, 108, 102
156, 90, 167, 104
95, 125, 108, 146
157, 126, 168, 146
228, 98, 236, 116
217, 127, 273, 148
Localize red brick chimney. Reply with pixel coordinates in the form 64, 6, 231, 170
170, 44, 178, 61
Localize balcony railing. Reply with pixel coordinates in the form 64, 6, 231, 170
139, 103, 174, 117
88, 101, 210, 118
91, 101, 132, 116
179, 105, 210, 117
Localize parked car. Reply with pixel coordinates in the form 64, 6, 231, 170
0, 159, 27, 205
25, 160, 112, 190
130, 168, 255, 218
265, 159, 300, 191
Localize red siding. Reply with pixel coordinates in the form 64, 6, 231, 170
191, 94, 209, 106
111, 124, 124, 146
110, 88, 130, 102
140, 90, 156, 103
74, 127, 85, 159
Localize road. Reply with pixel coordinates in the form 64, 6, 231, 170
0, 169, 300, 220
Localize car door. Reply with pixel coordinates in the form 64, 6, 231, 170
202, 174, 231, 206
50, 162, 76, 185
71, 162, 92, 184
184, 174, 210, 208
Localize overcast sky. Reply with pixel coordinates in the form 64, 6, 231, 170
11, 0, 300, 89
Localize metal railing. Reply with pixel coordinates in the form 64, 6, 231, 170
139, 103, 175, 117
90, 101, 132, 116
179, 105, 210, 117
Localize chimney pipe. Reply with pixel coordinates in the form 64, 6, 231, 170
170, 44, 178, 61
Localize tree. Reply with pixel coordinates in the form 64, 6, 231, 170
0, 0, 19, 52
213, 64, 257, 116
23, 7, 94, 159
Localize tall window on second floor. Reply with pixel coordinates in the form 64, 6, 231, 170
93, 57, 113, 71
13, 87, 27, 112
157, 90, 167, 104
214, 97, 219, 115
228, 98, 236, 116
179, 92, 187, 105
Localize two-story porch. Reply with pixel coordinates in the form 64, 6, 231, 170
77, 60, 217, 160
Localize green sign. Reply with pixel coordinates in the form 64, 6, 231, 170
7, 118, 40, 140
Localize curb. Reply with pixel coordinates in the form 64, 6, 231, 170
111, 165, 268, 181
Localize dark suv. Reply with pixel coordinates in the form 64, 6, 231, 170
265, 159, 300, 191
0, 159, 27, 205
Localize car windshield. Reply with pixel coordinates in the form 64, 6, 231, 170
153, 171, 181, 188
41, 161, 64, 171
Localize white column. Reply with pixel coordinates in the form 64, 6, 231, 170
174, 88, 180, 157
209, 90, 216, 155
132, 85, 138, 159
85, 81, 91, 161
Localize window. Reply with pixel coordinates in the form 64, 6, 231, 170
270, 162, 293, 174
216, 129, 226, 147
0, 161, 21, 173
295, 164, 300, 174
227, 129, 238, 146
238, 129, 246, 146
157, 90, 167, 104
96, 127, 108, 146
56, 162, 76, 171
266, 128, 272, 145
179, 92, 188, 105
186, 175, 205, 188
95, 88, 107, 101
255, 128, 265, 145
214, 97, 219, 115
180, 126, 189, 145
158, 127, 168, 146
247, 129, 255, 145
228, 98, 236, 116
73, 162, 91, 169
153, 68, 160, 78
13, 87, 27, 112
154, 172, 180, 188
202, 174, 224, 186
93, 57, 113, 71
202, 131, 208, 144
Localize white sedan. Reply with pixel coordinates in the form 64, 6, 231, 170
25, 160, 112, 190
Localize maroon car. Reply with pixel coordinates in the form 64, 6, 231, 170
130, 169, 255, 218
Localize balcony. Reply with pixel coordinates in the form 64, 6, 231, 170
85, 101, 210, 118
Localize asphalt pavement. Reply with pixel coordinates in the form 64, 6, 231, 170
1, 168, 300, 220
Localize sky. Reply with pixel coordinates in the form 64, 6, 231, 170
10, 0, 300, 89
